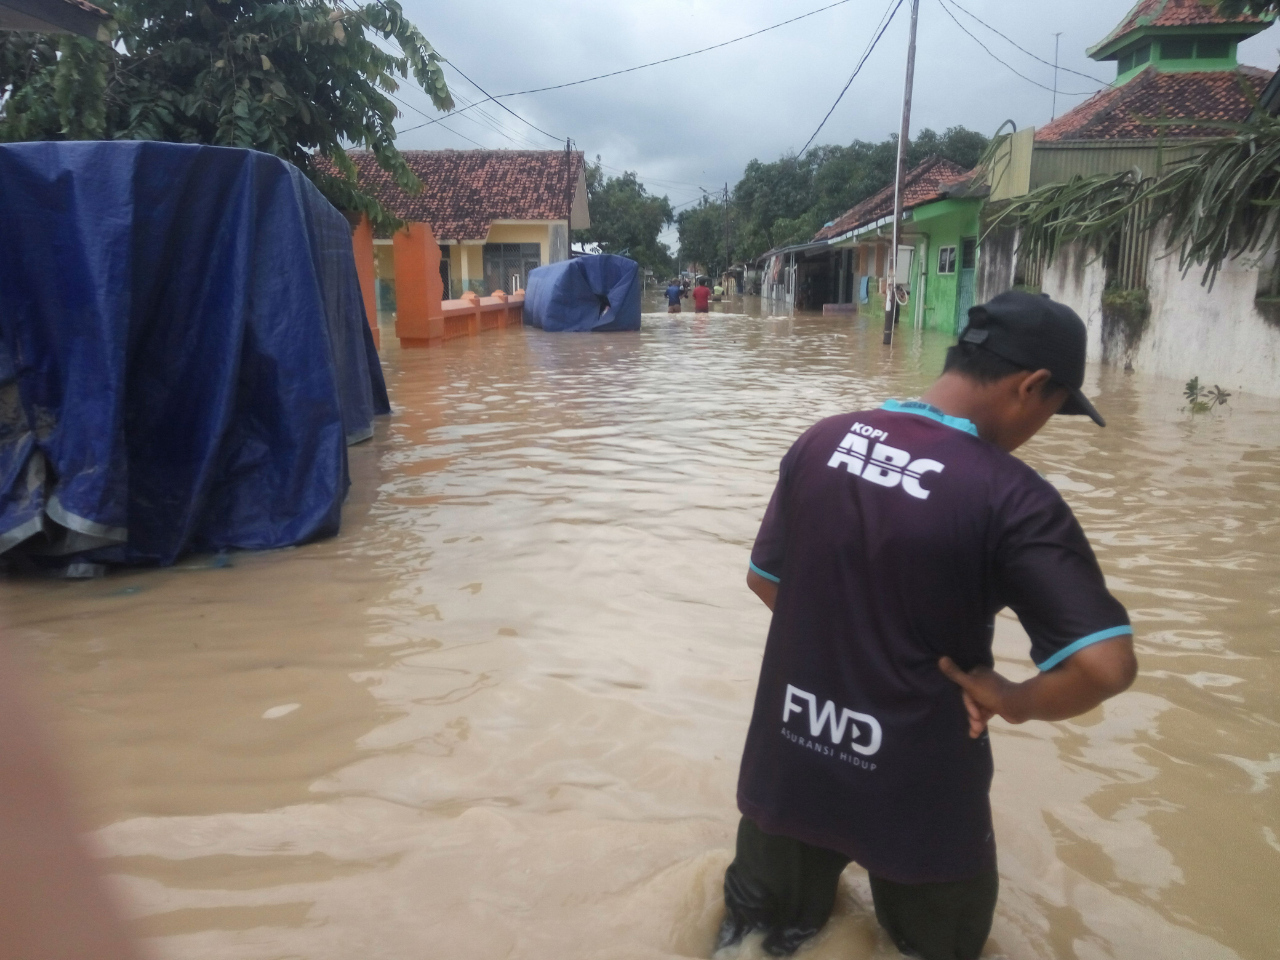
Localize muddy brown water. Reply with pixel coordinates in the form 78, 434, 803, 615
2, 296, 1278, 959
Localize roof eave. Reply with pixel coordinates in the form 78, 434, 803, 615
1088, 20, 1271, 61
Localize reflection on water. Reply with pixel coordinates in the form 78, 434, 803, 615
2, 296, 1277, 959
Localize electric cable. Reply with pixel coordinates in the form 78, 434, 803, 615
397, 0, 859, 134
386, 88, 537, 150
798, 0, 905, 155
939, 0, 1108, 86
351, 0, 722, 213
445, 62, 565, 143
496, 0, 859, 98
934, 0, 1096, 96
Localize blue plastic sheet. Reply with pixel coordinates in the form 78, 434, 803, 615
523, 254, 641, 332
0, 141, 390, 566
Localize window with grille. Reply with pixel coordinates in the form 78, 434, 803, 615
960, 238, 977, 270
937, 246, 957, 275
483, 243, 542, 294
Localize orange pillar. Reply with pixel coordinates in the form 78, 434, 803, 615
351, 214, 379, 350
392, 221, 445, 347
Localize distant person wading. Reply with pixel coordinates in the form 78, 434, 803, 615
667, 279, 684, 314
720, 292, 1139, 960
692, 278, 712, 314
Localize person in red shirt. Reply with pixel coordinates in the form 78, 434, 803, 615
692, 278, 712, 313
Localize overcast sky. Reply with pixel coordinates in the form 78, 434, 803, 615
390, 0, 1279, 245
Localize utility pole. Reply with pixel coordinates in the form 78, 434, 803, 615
1052, 33, 1063, 120
884, 0, 920, 346
564, 137, 573, 257
723, 182, 731, 282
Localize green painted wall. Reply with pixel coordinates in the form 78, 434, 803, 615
914, 199, 981, 334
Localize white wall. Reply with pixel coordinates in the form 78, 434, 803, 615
1140, 228, 1280, 397
1041, 243, 1107, 363
1041, 235, 1280, 399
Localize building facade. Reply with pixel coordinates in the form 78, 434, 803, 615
982, 0, 1280, 395
810, 156, 982, 333
348, 149, 591, 301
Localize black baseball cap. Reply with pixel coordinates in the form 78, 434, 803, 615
960, 290, 1106, 427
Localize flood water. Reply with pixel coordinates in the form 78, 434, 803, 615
2, 295, 1278, 960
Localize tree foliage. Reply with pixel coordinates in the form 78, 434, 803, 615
675, 196, 733, 277
721, 126, 989, 261
0, 0, 452, 229
573, 160, 675, 276
992, 112, 1280, 288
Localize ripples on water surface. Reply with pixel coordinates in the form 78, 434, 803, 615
2, 299, 1278, 959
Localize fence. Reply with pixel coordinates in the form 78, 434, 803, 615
397, 290, 525, 348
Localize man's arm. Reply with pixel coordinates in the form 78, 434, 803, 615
746, 568, 777, 612
939, 635, 1137, 738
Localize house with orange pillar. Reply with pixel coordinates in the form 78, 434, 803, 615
351, 147, 588, 308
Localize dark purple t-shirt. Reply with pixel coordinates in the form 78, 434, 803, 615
737, 400, 1130, 884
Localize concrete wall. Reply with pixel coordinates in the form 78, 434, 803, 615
1141, 227, 1280, 397
1041, 243, 1108, 363
1041, 234, 1280, 398
977, 226, 1017, 304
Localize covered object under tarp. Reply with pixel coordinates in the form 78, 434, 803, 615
0, 141, 390, 567
523, 254, 641, 332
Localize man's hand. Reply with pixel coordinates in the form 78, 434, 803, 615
938, 658, 1013, 738
938, 636, 1138, 739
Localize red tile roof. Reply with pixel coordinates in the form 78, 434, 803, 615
339, 149, 584, 241
814, 157, 971, 241
1036, 66, 1271, 141
1090, 0, 1268, 55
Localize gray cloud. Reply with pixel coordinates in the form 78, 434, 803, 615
390, 0, 1279, 241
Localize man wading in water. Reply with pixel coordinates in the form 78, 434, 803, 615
720, 291, 1138, 959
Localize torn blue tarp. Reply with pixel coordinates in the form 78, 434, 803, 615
0, 141, 390, 566
523, 254, 641, 332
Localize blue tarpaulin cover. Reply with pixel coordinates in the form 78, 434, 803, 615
0, 141, 390, 566
523, 254, 642, 332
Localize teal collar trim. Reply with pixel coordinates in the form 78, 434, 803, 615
881, 399, 979, 437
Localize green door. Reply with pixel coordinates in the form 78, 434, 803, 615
954, 237, 977, 333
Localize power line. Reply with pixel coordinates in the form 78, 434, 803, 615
940, 0, 1108, 86
445, 61, 564, 143
449, 90, 561, 149
497, 0, 858, 98
398, 0, 858, 135
799, 0, 905, 155
432, 119, 490, 150
386, 88, 538, 151
935, 0, 1096, 96
594, 161, 710, 192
